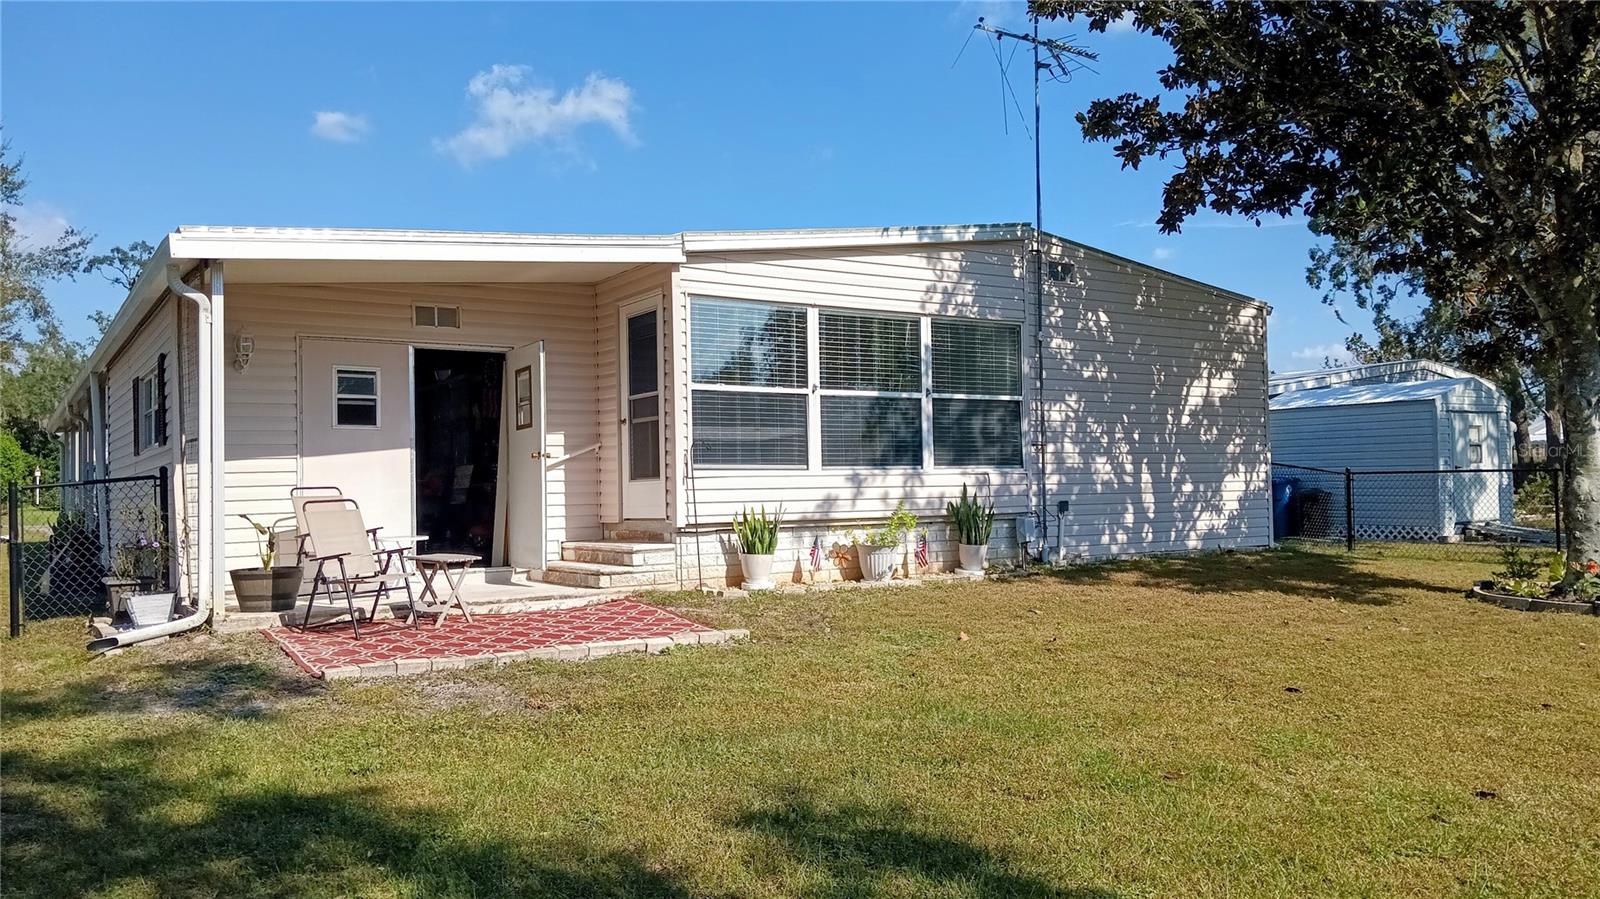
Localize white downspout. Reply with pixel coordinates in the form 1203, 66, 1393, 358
88, 374, 111, 567
88, 262, 222, 652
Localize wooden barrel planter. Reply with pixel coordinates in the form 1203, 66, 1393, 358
1470, 581, 1599, 615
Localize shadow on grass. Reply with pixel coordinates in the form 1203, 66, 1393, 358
1, 730, 708, 899
2, 656, 323, 725
1001, 545, 1470, 606
732, 789, 1117, 898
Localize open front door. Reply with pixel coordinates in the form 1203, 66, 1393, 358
502, 341, 546, 570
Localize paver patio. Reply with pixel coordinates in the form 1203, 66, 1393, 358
262, 599, 734, 679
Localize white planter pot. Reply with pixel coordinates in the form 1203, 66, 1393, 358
857, 545, 900, 582
957, 543, 989, 573
739, 552, 776, 590
125, 592, 177, 629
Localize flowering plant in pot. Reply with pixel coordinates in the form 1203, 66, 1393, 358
229, 514, 304, 612
853, 502, 918, 581
104, 505, 167, 615
946, 483, 996, 574
732, 505, 782, 590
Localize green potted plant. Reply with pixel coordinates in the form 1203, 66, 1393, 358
947, 483, 996, 573
853, 502, 918, 582
103, 506, 167, 616
732, 505, 782, 590
230, 514, 304, 612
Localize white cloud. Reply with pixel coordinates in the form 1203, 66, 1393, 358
310, 111, 370, 143
4, 200, 72, 249
436, 64, 636, 167
1104, 12, 1138, 33
1150, 246, 1175, 262
1290, 343, 1354, 366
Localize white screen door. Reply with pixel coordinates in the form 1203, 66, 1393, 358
621, 299, 666, 519
503, 341, 546, 569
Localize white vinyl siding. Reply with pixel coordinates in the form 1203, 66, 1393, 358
104, 296, 177, 480
220, 281, 606, 572
676, 236, 1271, 559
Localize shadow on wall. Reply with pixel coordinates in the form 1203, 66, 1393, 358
687, 232, 1269, 562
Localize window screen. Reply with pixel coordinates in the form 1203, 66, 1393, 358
691, 298, 809, 467
933, 398, 1022, 467
819, 312, 920, 391
691, 299, 805, 388
931, 319, 1021, 467
334, 367, 379, 427
822, 396, 921, 467
932, 319, 1021, 395
691, 391, 807, 467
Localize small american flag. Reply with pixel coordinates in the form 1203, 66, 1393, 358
915, 532, 929, 568
810, 535, 822, 570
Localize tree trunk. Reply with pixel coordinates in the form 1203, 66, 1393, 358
1557, 340, 1600, 577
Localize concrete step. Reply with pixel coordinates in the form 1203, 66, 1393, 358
604, 520, 675, 543
541, 559, 678, 590
561, 541, 675, 567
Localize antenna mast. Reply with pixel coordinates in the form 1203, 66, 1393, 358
969, 15, 1098, 558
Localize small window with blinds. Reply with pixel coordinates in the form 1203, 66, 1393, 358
931, 318, 1022, 467
819, 311, 922, 468
690, 298, 809, 467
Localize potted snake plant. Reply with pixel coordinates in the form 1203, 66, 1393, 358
230, 514, 304, 612
732, 506, 782, 590
947, 484, 996, 574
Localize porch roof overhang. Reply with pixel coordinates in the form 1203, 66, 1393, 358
168, 225, 688, 284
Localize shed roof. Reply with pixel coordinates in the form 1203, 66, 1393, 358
1269, 378, 1477, 411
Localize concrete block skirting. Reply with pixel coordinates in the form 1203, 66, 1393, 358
320, 628, 750, 681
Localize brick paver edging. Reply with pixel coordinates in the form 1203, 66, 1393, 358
319, 627, 750, 680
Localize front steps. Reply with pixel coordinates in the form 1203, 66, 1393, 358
541, 526, 679, 589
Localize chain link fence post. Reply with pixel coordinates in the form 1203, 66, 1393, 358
1343, 468, 1355, 552
8, 480, 22, 637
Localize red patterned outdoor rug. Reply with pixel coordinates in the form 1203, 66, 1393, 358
262, 599, 715, 678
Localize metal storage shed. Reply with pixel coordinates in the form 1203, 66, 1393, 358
1269, 368, 1513, 540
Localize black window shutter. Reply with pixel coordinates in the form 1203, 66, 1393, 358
156, 353, 169, 446
131, 379, 141, 456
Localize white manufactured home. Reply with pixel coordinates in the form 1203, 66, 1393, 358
1269, 359, 1513, 539
48, 223, 1271, 623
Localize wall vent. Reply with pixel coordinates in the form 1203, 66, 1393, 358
414, 304, 461, 328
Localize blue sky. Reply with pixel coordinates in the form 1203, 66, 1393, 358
3, 1, 1367, 370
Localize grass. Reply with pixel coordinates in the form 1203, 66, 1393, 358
2, 546, 1597, 898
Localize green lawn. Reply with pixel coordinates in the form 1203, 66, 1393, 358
2, 547, 1596, 898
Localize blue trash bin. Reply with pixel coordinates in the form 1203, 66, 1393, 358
1271, 477, 1298, 539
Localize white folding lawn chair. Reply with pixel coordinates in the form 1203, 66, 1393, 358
297, 497, 416, 638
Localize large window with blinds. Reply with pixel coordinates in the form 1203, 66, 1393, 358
690, 298, 809, 467
689, 298, 1024, 470
819, 311, 922, 467
931, 318, 1023, 467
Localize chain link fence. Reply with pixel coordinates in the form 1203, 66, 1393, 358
1272, 462, 1560, 559
6, 472, 172, 634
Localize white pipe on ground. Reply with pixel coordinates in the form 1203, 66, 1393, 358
87, 264, 216, 653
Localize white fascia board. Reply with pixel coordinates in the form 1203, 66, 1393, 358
681, 223, 1031, 253
169, 226, 686, 264
46, 238, 181, 432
